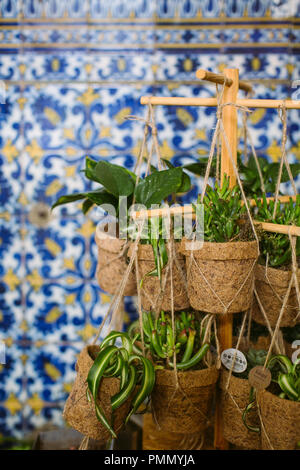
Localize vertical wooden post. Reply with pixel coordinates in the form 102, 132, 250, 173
214, 68, 239, 450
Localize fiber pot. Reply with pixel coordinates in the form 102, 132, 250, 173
252, 264, 300, 328
257, 389, 300, 450
142, 413, 205, 450
180, 239, 259, 314
63, 345, 134, 443
95, 222, 136, 296
220, 370, 261, 450
151, 366, 219, 434
131, 243, 190, 312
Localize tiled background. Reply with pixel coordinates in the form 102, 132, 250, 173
0, 0, 299, 438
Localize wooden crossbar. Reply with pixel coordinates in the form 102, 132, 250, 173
140, 96, 300, 109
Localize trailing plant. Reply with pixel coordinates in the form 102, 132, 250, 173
86, 331, 155, 439
266, 354, 300, 401
194, 175, 249, 243
253, 194, 300, 268
128, 310, 210, 371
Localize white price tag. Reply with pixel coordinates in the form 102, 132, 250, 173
221, 348, 247, 373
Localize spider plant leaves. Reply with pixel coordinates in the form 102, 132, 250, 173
87, 345, 119, 398
100, 331, 133, 355
134, 167, 183, 208
126, 355, 155, 423
95, 160, 135, 198
111, 365, 137, 411
278, 373, 299, 401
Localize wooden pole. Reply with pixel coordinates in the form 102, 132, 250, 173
214, 68, 239, 450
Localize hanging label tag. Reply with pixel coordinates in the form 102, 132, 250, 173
248, 366, 271, 390
221, 348, 247, 373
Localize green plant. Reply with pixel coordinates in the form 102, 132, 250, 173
52, 156, 190, 215
254, 194, 300, 267
185, 153, 300, 197
52, 156, 191, 282
86, 331, 155, 439
194, 175, 248, 243
128, 311, 210, 371
267, 355, 300, 401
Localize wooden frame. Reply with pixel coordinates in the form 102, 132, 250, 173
137, 68, 300, 449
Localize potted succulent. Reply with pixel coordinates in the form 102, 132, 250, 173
180, 176, 259, 314
252, 195, 300, 327
63, 331, 155, 446
257, 355, 300, 450
128, 310, 219, 434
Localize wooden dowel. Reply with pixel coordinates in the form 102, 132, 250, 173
240, 98, 300, 109
131, 195, 298, 222
140, 96, 300, 109
254, 221, 300, 237
196, 69, 233, 87
140, 96, 218, 106
249, 195, 297, 207
196, 69, 252, 93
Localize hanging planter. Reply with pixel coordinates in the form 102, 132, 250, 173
152, 366, 218, 434
181, 240, 258, 314
219, 346, 269, 451
133, 243, 189, 312
95, 222, 137, 296
63, 345, 131, 443
255, 354, 300, 450
252, 195, 300, 328
142, 413, 205, 450
253, 264, 300, 327
63, 332, 155, 445
220, 371, 261, 449
180, 177, 258, 314
258, 390, 300, 450
129, 311, 219, 433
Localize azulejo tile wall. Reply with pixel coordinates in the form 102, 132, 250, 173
0, 0, 299, 438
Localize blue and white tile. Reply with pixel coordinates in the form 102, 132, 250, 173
23, 342, 81, 403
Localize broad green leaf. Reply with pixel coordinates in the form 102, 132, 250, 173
51, 192, 87, 210
177, 171, 191, 193
84, 156, 101, 183
82, 198, 94, 214
95, 160, 135, 197
86, 189, 118, 209
134, 168, 183, 208
161, 158, 175, 169
269, 163, 300, 182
